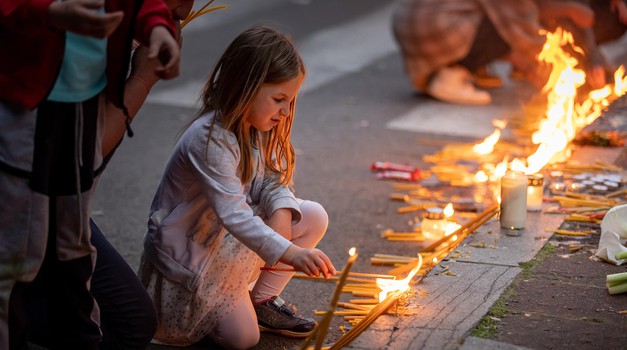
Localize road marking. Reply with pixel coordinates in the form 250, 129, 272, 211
387, 62, 531, 139
147, 3, 398, 108
386, 101, 512, 139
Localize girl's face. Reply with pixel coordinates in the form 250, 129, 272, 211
246, 75, 303, 132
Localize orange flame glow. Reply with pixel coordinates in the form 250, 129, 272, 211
465, 27, 626, 183
376, 254, 422, 302
472, 128, 501, 155
525, 28, 626, 174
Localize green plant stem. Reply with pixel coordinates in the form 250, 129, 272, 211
615, 251, 627, 260
606, 271, 627, 284
607, 281, 627, 295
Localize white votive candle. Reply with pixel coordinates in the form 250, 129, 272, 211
500, 170, 527, 230
526, 174, 544, 212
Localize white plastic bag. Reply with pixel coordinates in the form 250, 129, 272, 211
595, 204, 627, 265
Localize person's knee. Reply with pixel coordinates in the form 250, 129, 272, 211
302, 200, 329, 238
218, 328, 260, 350
230, 331, 260, 350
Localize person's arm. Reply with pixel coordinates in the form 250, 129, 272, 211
611, 0, 627, 24
536, 1, 609, 89
536, 1, 595, 28
102, 44, 160, 157
187, 122, 334, 277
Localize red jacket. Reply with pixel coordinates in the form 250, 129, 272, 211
0, 0, 175, 110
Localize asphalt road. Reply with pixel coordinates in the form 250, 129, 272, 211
90, 1, 627, 349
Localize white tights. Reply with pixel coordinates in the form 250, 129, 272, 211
208, 199, 328, 349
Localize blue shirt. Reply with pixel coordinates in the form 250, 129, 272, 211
48, 12, 107, 102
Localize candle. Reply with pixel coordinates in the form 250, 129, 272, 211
526, 174, 544, 211
550, 181, 566, 193
500, 170, 527, 230
569, 182, 585, 192
421, 207, 446, 240
301, 248, 358, 350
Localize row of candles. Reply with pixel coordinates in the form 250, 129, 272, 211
417, 169, 554, 239
420, 170, 545, 237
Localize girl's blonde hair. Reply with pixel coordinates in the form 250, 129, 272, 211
198, 26, 305, 186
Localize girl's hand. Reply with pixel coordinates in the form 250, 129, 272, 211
48, 0, 123, 38
281, 245, 336, 279
148, 25, 180, 80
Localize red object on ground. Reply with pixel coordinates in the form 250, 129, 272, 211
370, 161, 419, 173
375, 170, 422, 182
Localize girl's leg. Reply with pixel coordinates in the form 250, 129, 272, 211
250, 200, 328, 303
208, 293, 259, 350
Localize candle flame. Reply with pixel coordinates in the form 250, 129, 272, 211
472, 128, 501, 155
475, 170, 489, 183
443, 203, 454, 218
376, 254, 422, 302
492, 119, 507, 129
349, 247, 356, 256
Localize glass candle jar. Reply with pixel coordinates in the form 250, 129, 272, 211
526, 174, 544, 211
421, 207, 446, 240
500, 170, 527, 230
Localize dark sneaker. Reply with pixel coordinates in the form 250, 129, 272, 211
253, 296, 317, 338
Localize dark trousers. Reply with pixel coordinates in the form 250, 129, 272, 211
88, 219, 158, 349
10, 206, 101, 350
17, 219, 158, 350
9, 97, 101, 350
459, 16, 510, 73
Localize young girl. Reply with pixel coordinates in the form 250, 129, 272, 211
139, 26, 337, 349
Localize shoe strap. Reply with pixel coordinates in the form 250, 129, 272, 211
271, 296, 298, 316
271, 296, 286, 308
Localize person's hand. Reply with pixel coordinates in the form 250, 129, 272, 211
148, 25, 180, 80
508, 50, 551, 88
587, 65, 608, 90
611, 0, 627, 25
565, 2, 595, 28
129, 45, 161, 88
48, 0, 123, 38
280, 245, 336, 279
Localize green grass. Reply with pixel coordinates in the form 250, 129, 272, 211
470, 243, 556, 339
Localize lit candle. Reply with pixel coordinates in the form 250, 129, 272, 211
421, 207, 446, 240
569, 182, 585, 192
526, 174, 544, 211
500, 170, 527, 230
301, 248, 358, 350
550, 182, 566, 193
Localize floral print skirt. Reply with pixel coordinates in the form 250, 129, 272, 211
140, 234, 260, 346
